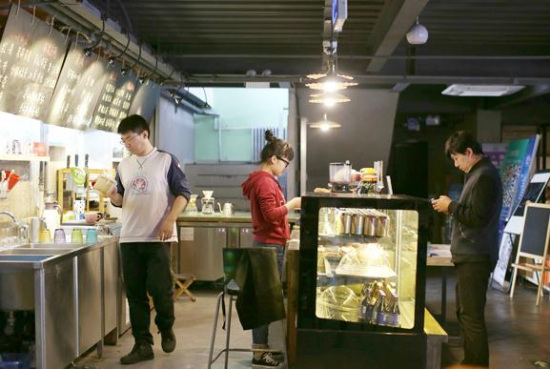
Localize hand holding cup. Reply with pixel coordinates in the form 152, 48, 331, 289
93, 174, 116, 197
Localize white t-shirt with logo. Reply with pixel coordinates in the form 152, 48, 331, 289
114, 148, 191, 243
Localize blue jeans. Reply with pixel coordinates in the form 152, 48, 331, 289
251, 241, 284, 345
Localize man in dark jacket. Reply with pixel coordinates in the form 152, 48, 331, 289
432, 131, 503, 368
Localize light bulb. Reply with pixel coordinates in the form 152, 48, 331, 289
320, 123, 330, 132
323, 98, 336, 107
322, 81, 339, 92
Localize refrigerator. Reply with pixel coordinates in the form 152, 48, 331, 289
295, 193, 429, 369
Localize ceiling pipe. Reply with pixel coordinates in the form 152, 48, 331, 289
159, 53, 550, 61
178, 74, 550, 86
160, 90, 218, 116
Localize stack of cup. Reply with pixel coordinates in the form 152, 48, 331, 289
54, 229, 66, 243
71, 229, 83, 244
86, 228, 98, 243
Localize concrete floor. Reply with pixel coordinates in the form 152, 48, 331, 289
74, 272, 550, 369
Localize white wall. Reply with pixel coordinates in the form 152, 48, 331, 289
157, 97, 195, 165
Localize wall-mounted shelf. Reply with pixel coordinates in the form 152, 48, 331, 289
0, 155, 50, 162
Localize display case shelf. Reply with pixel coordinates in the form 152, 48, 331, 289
0, 154, 49, 162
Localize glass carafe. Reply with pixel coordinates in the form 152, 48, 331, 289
201, 197, 215, 214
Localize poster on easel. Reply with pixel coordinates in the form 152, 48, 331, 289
492, 135, 540, 287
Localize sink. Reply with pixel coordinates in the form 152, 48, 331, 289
0, 248, 72, 255
0, 254, 54, 262
15, 243, 86, 249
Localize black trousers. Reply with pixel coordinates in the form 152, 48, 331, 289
455, 261, 491, 367
121, 242, 174, 345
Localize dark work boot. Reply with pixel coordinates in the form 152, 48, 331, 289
120, 343, 154, 365
160, 329, 176, 353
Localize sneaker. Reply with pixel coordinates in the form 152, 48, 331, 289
252, 352, 281, 368
120, 343, 154, 365
160, 329, 176, 353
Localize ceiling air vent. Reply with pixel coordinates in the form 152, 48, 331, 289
442, 84, 525, 97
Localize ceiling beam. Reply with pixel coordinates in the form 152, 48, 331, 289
488, 85, 550, 109
365, 0, 429, 72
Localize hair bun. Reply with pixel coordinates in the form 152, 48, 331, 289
265, 130, 275, 142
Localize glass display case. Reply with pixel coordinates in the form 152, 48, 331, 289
295, 193, 429, 369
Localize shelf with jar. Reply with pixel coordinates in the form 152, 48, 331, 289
0, 154, 50, 162
57, 168, 116, 219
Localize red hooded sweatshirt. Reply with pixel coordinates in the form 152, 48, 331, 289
242, 170, 289, 246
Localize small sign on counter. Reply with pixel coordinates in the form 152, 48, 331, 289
180, 227, 194, 241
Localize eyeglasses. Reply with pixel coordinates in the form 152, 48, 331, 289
277, 156, 290, 168
120, 133, 140, 145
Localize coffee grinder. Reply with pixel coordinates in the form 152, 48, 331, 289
329, 161, 352, 193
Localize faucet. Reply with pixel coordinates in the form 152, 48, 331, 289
0, 210, 28, 243
0, 210, 17, 224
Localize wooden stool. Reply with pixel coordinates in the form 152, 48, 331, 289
172, 272, 197, 302
148, 272, 197, 310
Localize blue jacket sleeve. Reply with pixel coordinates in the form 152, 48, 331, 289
111, 171, 125, 208
167, 154, 191, 201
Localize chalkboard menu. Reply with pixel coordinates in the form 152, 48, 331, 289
129, 80, 161, 122
519, 205, 550, 258
91, 68, 137, 132
0, 6, 66, 120
47, 45, 107, 129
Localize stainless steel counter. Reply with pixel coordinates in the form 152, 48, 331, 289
176, 211, 300, 281
0, 235, 120, 369
178, 210, 300, 223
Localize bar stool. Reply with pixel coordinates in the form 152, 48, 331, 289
207, 247, 287, 369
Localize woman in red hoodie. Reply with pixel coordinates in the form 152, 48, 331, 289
241, 130, 301, 368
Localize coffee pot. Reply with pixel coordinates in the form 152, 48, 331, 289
42, 200, 62, 236
218, 202, 234, 216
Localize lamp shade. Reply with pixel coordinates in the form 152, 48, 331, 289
308, 113, 341, 131
406, 23, 428, 45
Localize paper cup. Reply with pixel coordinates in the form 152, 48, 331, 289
94, 175, 116, 196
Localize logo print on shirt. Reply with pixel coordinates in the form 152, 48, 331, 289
130, 174, 149, 195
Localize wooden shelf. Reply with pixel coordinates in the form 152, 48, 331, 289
0, 154, 50, 162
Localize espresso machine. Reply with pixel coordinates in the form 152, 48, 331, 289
329, 161, 352, 193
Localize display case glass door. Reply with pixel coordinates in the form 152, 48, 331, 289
315, 207, 419, 329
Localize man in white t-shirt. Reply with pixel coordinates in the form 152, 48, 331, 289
108, 115, 190, 365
